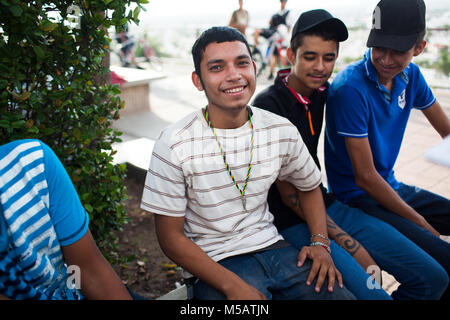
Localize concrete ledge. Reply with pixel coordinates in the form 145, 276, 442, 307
112, 137, 155, 171
156, 284, 188, 300
111, 66, 166, 87
111, 66, 166, 116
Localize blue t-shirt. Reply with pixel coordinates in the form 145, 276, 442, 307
324, 49, 436, 202
0, 139, 89, 299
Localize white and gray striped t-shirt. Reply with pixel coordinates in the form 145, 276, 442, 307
141, 106, 321, 262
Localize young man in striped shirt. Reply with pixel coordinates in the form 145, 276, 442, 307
140, 26, 354, 300
0, 139, 132, 299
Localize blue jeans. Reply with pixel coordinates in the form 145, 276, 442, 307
282, 200, 448, 300
349, 183, 450, 299
193, 245, 356, 300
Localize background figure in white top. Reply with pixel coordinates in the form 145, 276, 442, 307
229, 0, 249, 36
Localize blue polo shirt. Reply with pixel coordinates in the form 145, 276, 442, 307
324, 49, 436, 203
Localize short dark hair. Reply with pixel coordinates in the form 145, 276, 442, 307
415, 30, 426, 48
290, 24, 341, 54
191, 26, 252, 78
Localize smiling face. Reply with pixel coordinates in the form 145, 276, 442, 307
287, 35, 338, 97
192, 40, 256, 117
370, 42, 425, 87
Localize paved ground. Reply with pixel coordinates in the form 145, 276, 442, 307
112, 58, 450, 296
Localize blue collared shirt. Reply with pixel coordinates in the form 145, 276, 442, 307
324, 49, 436, 202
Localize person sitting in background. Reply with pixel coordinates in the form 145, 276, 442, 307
0, 139, 132, 300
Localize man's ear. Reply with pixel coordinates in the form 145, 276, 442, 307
252, 60, 257, 75
192, 71, 203, 91
414, 40, 426, 57
286, 47, 296, 65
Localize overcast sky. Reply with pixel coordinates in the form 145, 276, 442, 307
137, 0, 450, 30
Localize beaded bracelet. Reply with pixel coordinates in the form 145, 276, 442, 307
310, 241, 331, 254
310, 233, 329, 243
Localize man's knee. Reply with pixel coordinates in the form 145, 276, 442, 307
297, 278, 356, 300
423, 265, 449, 299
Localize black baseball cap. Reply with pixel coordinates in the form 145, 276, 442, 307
367, 0, 426, 52
291, 9, 348, 42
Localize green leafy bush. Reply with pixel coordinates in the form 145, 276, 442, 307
0, 0, 148, 262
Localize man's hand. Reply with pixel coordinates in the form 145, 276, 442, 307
345, 137, 442, 239
297, 245, 343, 293
416, 215, 440, 237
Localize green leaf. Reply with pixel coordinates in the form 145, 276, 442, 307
32, 46, 46, 59
0, 79, 8, 89
133, 7, 140, 21
28, 126, 39, 134
40, 20, 58, 32
9, 5, 22, 17
11, 120, 25, 128
85, 204, 93, 212
0, 120, 10, 128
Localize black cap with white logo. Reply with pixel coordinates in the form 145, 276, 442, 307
367, 0, 426, 52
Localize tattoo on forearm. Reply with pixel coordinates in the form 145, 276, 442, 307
286, 193, 361, 256
287, 192, 301, 209
334, 232, 361, 256
326, 216, 337, 230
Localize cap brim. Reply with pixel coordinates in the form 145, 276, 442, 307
291, 18, 348, 42
367, 30, 419, 52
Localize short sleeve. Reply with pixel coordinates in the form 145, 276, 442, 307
41, 142, 89, 247
278, 128, 321, 191
141, 137, 187, 217
411, 65, 436, 110
329, 85, 369, 138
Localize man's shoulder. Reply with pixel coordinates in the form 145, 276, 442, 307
0, 139, 43, 160
251, 106, 297, 134
253, 84, 276, 104
404, 61, 425, 83
1, 138, 41, 149
252, 105, 286, 119
330, 60, 367, 94
253, 83, 287, 112
157, 110, 203, 145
